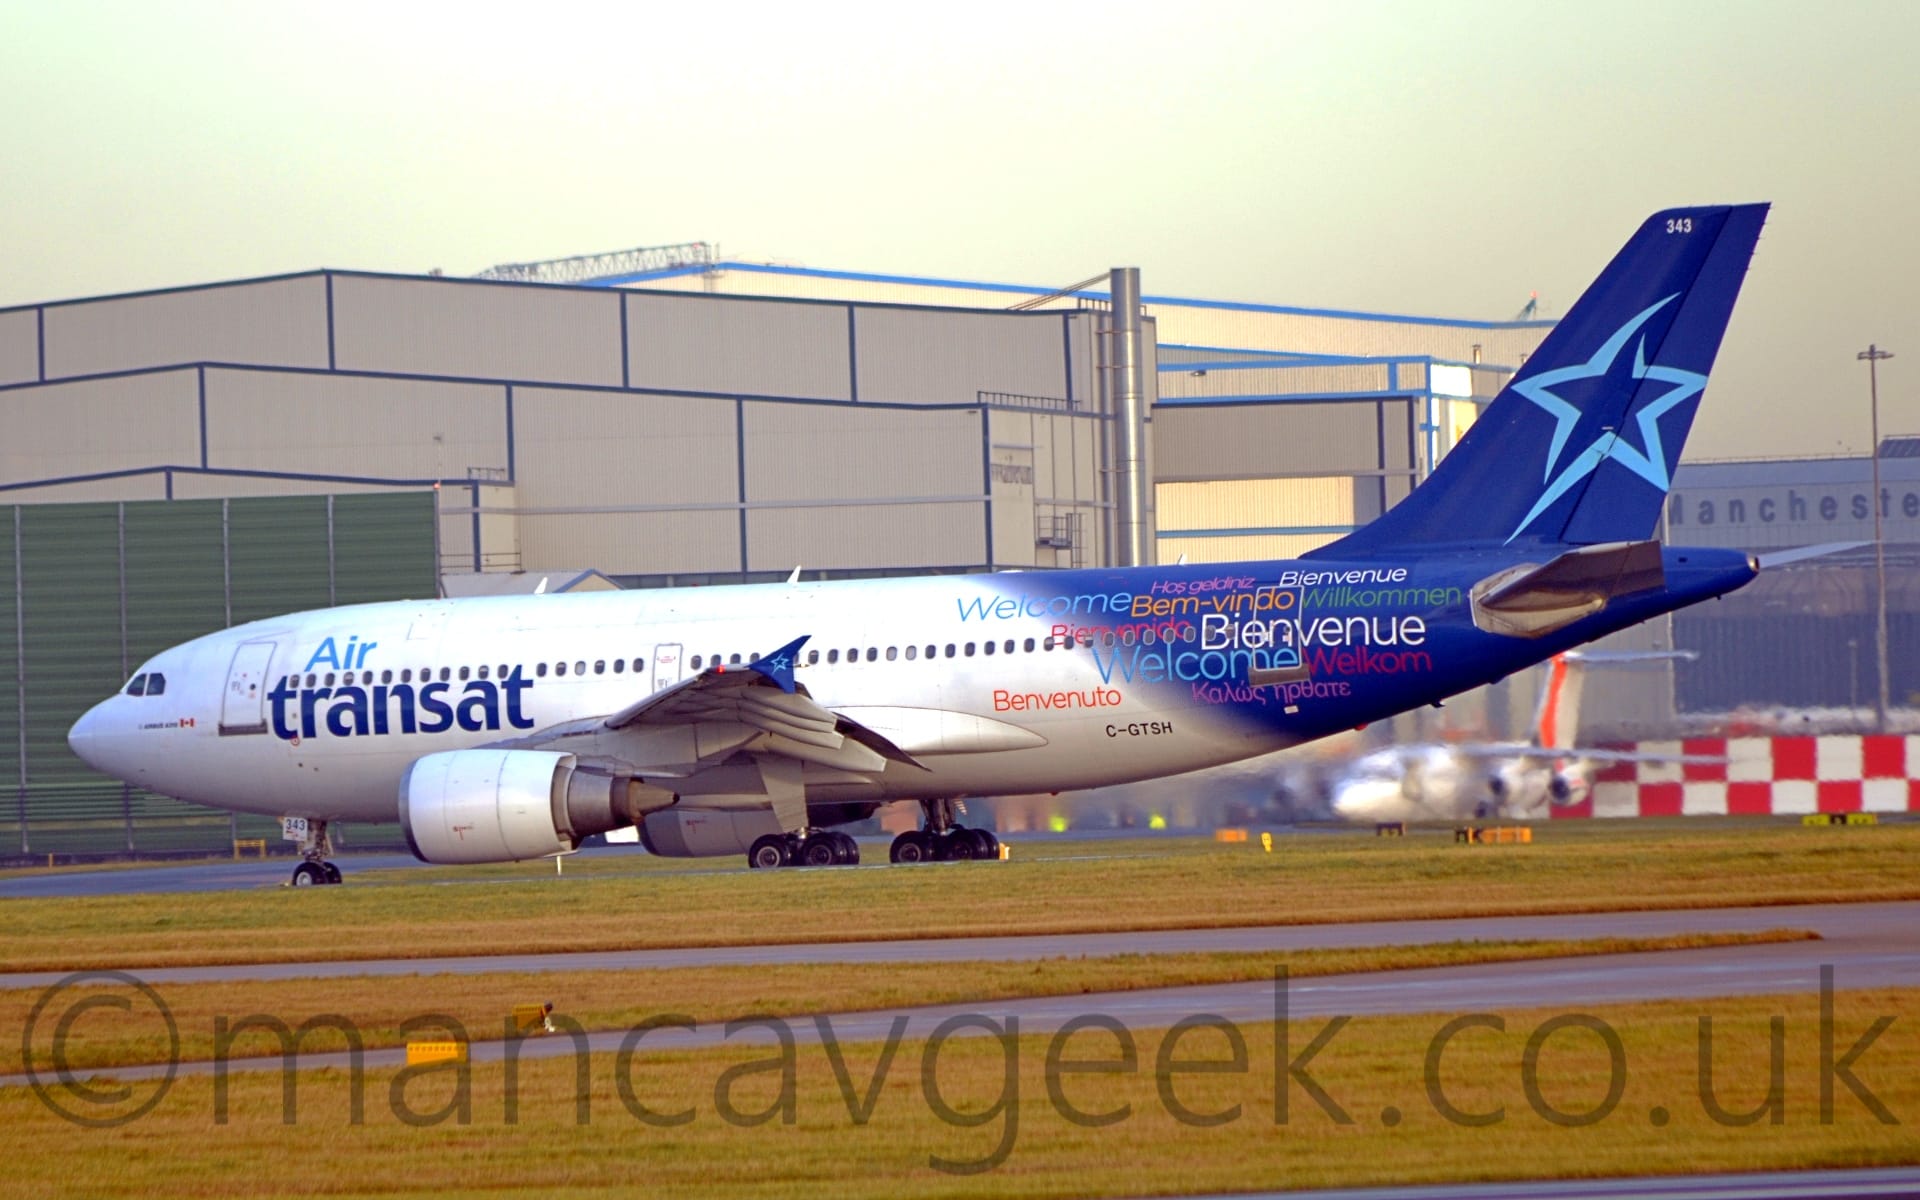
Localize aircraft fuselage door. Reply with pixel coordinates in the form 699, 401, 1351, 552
220, 640, 278, 735
651, 644, 683, 694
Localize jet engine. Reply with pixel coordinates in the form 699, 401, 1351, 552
399, 749, 677, 864
1484, 761, 1549, 815
1547, 762, 1594, 807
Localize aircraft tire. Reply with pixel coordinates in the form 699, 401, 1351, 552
800, 836, 838, 867
889, 831, 930, 863
830, 833, 859, 865
321, 862, 343, 884
944, 830, 977, 861
291, 862, 327, 887
748, 835, 791, 870
968, 829, 999, 859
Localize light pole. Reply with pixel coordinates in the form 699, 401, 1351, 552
1858, 344, 1893, 731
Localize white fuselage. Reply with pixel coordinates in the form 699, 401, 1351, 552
70, 576, 1291, 824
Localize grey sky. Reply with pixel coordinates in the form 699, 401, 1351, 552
2, 0, 1913, 459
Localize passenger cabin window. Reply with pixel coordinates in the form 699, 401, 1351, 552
459, 667, 470, 681
904, 646, 915, 661
729, 654, 741, 665
126, 674, 147, 697
595, 660, 606, 674
613, 660, 624, 674
574, 661, 586, 676
557, 662, 568, 676
965, 643, 976, 657
1005, 640, 1015, 654
1024, 638, 1036, 652
632, 658, 645, 672
983, 641, 995, 656
146, 673, 166, 696
826, 649, 839, 664
536, 663, 548, 677
439, 668, 451, 682
945, 644, 956, 658
807, 650, 820, 665
865, 648, 877, 662
478, 666, 490, 680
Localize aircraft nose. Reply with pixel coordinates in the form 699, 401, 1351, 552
67, 700, 114, 772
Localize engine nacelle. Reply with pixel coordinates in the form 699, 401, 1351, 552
399, 749, 678, 864
1485, 761, 1549, 815
1548, 763, 1593, 807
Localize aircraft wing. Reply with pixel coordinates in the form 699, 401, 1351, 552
1448, 743, 1725, 765
483, 636, 926, 833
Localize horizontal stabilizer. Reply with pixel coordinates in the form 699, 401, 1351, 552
1756, 541, 1868, 569
1471, 540, 1665, 638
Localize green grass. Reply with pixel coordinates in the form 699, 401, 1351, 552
5, 929, 1815, 1073
1, 822, 1913, 972
4, 987, 1913, 1199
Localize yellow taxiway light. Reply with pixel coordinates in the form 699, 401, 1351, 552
405, 1041, 467, 1065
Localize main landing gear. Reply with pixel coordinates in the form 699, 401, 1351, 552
889, 798, 1000, 864
746, 830, 860, 869
289, 819, 344, 886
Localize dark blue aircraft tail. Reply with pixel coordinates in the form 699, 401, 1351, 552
1311, 204, 1768, 558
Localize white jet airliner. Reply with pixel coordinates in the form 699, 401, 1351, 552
68, 206, 1771, 883
1326, 650, 1710, 823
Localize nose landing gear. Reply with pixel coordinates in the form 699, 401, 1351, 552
288, 819, 343, 886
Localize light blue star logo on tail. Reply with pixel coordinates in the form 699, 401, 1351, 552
1506, 294, 1707, 542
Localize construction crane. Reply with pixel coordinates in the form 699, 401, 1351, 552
474, 241, 717, 285
1514, 290, 1540, 321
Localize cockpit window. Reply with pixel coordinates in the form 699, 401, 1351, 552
145, 673, 166, 696
126, 674, 147, 697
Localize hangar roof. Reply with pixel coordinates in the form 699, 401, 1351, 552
591, 260, 1556, 334
1675, 449, 1920, 488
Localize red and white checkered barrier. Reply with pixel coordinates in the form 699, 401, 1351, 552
1556, 736, 1920, 818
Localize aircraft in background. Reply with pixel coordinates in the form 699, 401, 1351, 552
1327, 650, 1710, 823
68, 205, 1771, 883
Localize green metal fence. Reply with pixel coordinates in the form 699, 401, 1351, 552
2, 493, 438, 859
